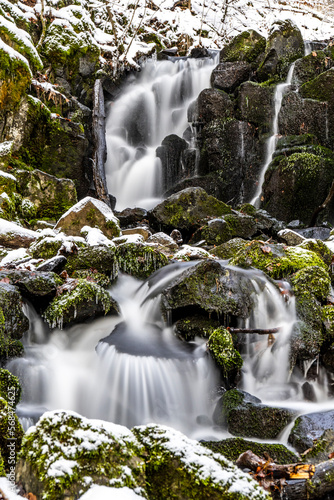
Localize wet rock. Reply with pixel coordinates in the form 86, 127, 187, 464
15, 169, 77, 220
37, 256, 67, 274
214, 389, 295, 439
190, 47, 209, 58
161, 260, 257, 322
0, 282, 28, 359
220, 30, 266, 64
115, 207, 147, 227
277, 229, 306, 246
195, 88, 234, 124
0, 219, 38, 248
211, 61, 252, 93
173, 244, 214, 261
288, 410, 334, 453
65, 245, 117, 276
253, 209, 286, 236
43, 279, 120, 329
207, 327, 243, 380
261, 148, 334, 225
156, 134, 188, 192
174, 314, 220, 341
300, 67, 334, 102
149, 187, 231, 237
231, 240, 326, 279
257, 19, 304, 81
237, 82, 274, 132
302, 381, 317, 402
55, 196, 121, 239
296, 227, 331, 241
147, 232, 178, 253
293, 50, 334, 86
191, 212, 257, 246
0, 269, 60, 302
203, 437, 298, 465
210, 237, 247, 260
115, 242, 168, 279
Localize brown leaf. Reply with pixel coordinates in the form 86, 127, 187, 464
312, 51, 317, 57
0, 278, 10, 283
261, 245, 272, 254
329, 452, 334, 459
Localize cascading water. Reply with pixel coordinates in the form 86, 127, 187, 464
104, 54, 218, 210
250, 62, 296, 207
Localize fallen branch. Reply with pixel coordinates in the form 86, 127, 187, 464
228, 327, 279, 335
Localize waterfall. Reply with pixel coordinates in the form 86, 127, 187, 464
104, 54, 218, 210
250, 62, 296, 207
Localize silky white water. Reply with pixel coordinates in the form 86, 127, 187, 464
104, 55, 218, 210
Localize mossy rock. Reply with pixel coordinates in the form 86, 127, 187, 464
149, 187, 232, 236
29, 237, 63, 260
262, 150, 334, 225
0, 269, 61, 302
215, 389, 295, 439
301, 429, 334, 465
0, 171, 16, 197
174, 315, 220, 341
237, 81, 274, 132
115, 243, 168, 279
0, 282, 29, 343
288, 410, 334, 454
0, 368, 21, 407
43, 279, 120, 329
15, 169, 77, 220
257, 19, 304, 81
16, 410, 147, 500
230, 240, 326, 279
290, 265, 330, 303
294, 50, 334, 86
203, 437, 298, 465
72, 269, 111, 288
193, 213, 257, 246
207, 327, 243, 378
195, 88, 234, 124
134, 423, 270, 500
161, 260, 258, 322
300, 67, 334, 102
322, 305, 334, 338
0, 396, 23, 472
0, 42, 31, 113
210, 237, 247, 260
65, 245, 118, 276
220, 30, 266, 64
298, 239, 333, 267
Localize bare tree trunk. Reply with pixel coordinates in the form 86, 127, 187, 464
92, 80, 111, 207
37, 0, 47, 50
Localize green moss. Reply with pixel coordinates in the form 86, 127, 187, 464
207, 327, 243, 377
72, 269, 111, 288
115, 243, 168, 279
221, 30, 266, 64
29, 237, 63, 260
0, 18, 42, 72
210, 238, 247, 260
203, 437, 299, 464
65, 246, 117, 276
290, 266, 330, 303
0, 369, 21, 407
322, 305, 334, 338
0, 46, 31, 112
298, 239, 333, 267
0, 307, 25, 360
0, 397, 24, 472
300, 68, 334, 101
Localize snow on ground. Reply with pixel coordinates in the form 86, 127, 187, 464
0, 478, 25, 500
79, 485, 146, 499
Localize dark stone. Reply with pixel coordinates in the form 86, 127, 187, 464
211, 62, 252, 93
190, 47, 209, 58
0, 283, 29, 340
237, 82, 274, 132
293, 50, 334, 86
161, 260, 258, 323
195, 88, 234, 124
288, 410, 334, 453
302, 381, 317, 402
220, 30, 266, 64
295, 227, 331, 241
174, 315, 220, 341
115, 207, 148, 227
156, 134, 189, 193
37, 256, 67, 274
191, 212, 257, 246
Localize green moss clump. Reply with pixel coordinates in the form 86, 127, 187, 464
207, 327, 243, 377
203, 437, 299, 464
29, 237, 63, 260
298, 239, 333, 267
290, 266, 330, 303
0, 369, 21, 407
65, 246, 117, 276
210, 238, 247, 260
231, 240, 326, 279
115, 243, 168, 279
221, 30, 266, 64
0, 45, 31, 112
300, 67, 334, 101
72, 269, 111, 288
322, 305, 334, 338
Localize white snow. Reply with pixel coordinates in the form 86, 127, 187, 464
0, 218, 38, 239
56, 196, 120, 228
0, 247, 28, 264
0, 14, 42, 67
173, 244, 215, 261
113, 234, 145, 245
0, 479, 25, 499
0, 38, 31, 76
81, 226, 115, 247
0, 141, 14, 158
79, 486, 145, 500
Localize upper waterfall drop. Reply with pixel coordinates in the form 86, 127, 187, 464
104, 54, 219, 211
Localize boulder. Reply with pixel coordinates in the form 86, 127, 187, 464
195, 88, 234, 124
55, 196, 121, 238
161, 260, 257, 322
156, 134, 188, 193
115, 207, 147, 227
211, 61, 252, 93
65, 245, 117, 276
0, 269, 60, 305
257, 19, 304, 81
192, 212, 257, 246
299, 67, 334, 102
43, 279, 120, 329
0, 219, 37, 248
262, 149, 334, 225
174, 314, 220, 341
207, 327, 243, 380
115, 242, 168, 279
220, 30, 266, 64
0, 282, 28, 358
210, 237, 247, 260
237, 82, 274, 132
230, 240, 327, 279
15, 169, 77, 220
36, 256, 67, 274
298, 238, 333, 266
214, 389, 295, 439
149, 187, 231, 236
293, 50, 334, 86
288, 410, 334, 453
146, 232, 178, 253
277, 229, 306, 246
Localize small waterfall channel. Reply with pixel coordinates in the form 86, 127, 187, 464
104, 54, 218, 210
7, 262, 328, 439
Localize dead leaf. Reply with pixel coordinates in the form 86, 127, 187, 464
312, 51, 317, 57
0, 278, 10, 283
329, 452, 334, 459
261, 245, 272, 254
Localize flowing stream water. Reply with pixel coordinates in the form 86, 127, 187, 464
104, 54, 218, 210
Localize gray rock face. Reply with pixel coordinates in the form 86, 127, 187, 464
289, 410, 334, 453
196, 88, 234, 124
156, 134, 188, 193
0, 282, 29, 340
237, 82, 274, 132
211, 62, 252, 93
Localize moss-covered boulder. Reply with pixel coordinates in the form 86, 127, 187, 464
294, 50, 334, 86
29, 236, 63, 260
300, 429, 334, 465
0, 368, 21, 407
257, 19, 304, 81
214, 389, 295, 439
211, 61, 252, 93
43, 279, 119, 329
55, 196, 120, 239
115, 243, 169, 279
0, 282, 28, 354
220, 30, 266, 64
195, 88, 234, 124
203, 437, 298, 464
207, 327, 243, 379
161, 260, 258, 323
0, 396, 23, 472
262, 149, 334, 225
299, 67, 334, 102
16, 410, 147, 500
230, 240, 326, 279
65, 245, 117, 276
298, 239, 333, 267
192, 212, 257, 246
288, 410, 334, 453
149, 187, 231, 236
0, 170, 16, 197
237, 82, 274, 132
0, 218, 37, 248
15, 169, 77, 220
174, 314, 220, 341
133, 423, 269, 500
210, 237, 247, 260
